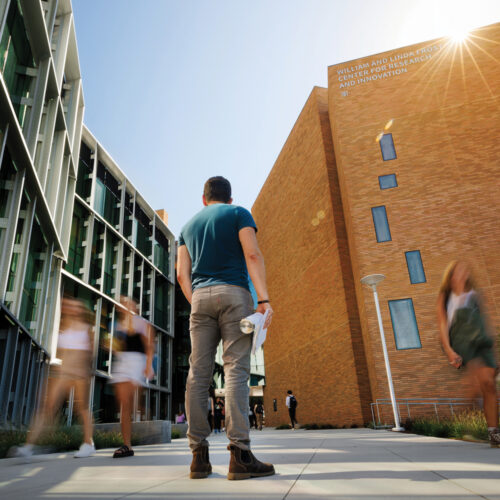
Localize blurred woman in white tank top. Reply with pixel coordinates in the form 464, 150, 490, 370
13, 297, 96, 458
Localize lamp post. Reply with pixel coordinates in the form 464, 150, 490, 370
361, 274, 404, 432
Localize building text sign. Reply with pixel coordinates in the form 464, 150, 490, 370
336, 44, 443, 92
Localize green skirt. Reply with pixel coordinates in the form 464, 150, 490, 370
449, 307, 496, 369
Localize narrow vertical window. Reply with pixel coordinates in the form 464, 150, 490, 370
380, 134, 397, 161
405, 250, 426, 284
371, 206, 391, 242
378, 174, 398, 190
388, 298, 421, 349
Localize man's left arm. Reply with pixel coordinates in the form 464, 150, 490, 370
177, 244, 193, 304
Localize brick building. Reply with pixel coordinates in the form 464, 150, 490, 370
253, 23, 500, 427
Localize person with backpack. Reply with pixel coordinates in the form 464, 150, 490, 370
286, 390, 298, 429
254, 402, 264, 430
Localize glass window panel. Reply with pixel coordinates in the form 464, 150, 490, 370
134, 204, 152, 257
66, 201, 88, 278
371, 206, 391, 242
90, 220, 104, 288
97, 299, 113, 373
150, 331, 159, 386
132, 253, 142, 304
103, 232, 118, 296
405, 250, 426, 284
160, 334, 170, 388
94, 179, 106, 217
154, 229, 170, 276
154, 273, 169, 331
76, 142, 93, 200
142, 263, 152, 319
0, 149, 17, 254
19, 221, 48, 334
6, 193, 29, 311
149, 389, 158, 420
388, 298, 421, 350
378, 174, 398, 190
0, 0, 35, 127
92, 376, 119, 423
159, 391, 169, 420
123, 191, 134, 240
121, 245, 131, 296
94, 163, 120, 226
380, 134, 397, 161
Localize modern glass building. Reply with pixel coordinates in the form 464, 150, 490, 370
0, 0, 175, 428
63, 126, 175, 423
0, 0, 84, 427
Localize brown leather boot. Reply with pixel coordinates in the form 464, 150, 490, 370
190, 446, 212, 479
227, 444, 275, 480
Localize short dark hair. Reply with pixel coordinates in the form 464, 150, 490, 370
204, 176, 231, 203
287, 390, 292, 394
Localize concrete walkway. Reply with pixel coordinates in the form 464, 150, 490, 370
1, 428, 500, 499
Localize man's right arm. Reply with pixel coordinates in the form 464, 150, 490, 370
177, 244, 193, 304
239, 226, 273, 328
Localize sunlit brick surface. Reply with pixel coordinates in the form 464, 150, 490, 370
254, 23, 500, 427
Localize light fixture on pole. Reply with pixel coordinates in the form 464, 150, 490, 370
361, 273, 404, 432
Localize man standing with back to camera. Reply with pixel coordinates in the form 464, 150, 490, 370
177, 176, 275, 480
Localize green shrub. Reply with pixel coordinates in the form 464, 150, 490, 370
171, 430, 181, 439
275, 423, 292, 430
0, 430, 27, 459
408, 410, 488, 441
302, 423, 319, 430
300, 423, 338, 430
94, 430, 128, 449
0, 426, 141, 458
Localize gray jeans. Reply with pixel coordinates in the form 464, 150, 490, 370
186, 284, 254, 451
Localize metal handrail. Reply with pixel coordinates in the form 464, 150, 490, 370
370, 397, 500, 428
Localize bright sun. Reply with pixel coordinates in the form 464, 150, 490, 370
444, 12, 475, 43
449, 25, 470, 43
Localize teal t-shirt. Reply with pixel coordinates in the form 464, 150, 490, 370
178, 204, 257, 291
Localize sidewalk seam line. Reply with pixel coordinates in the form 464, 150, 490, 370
115, 473, 189, 500
282, 438, 326, 500
386, 447, 489, 500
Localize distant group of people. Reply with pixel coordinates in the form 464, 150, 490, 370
12, 295, 154, 459
206, 393, 266, 434
206, 389, 226, 434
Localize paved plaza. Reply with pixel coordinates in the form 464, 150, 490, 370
1, 428, 500, 499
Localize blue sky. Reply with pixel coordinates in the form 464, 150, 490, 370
72, 0, 500, 236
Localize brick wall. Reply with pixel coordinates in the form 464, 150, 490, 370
328, 23, 500, 405
253, 88, 372, 427
253, 23, 500, 427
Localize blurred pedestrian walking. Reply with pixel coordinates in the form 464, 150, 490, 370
437, 261, 499, 447
12, 296, 95, 458
110, 297, 154, 458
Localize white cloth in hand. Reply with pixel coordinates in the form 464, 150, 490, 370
242, 310, 270, 355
